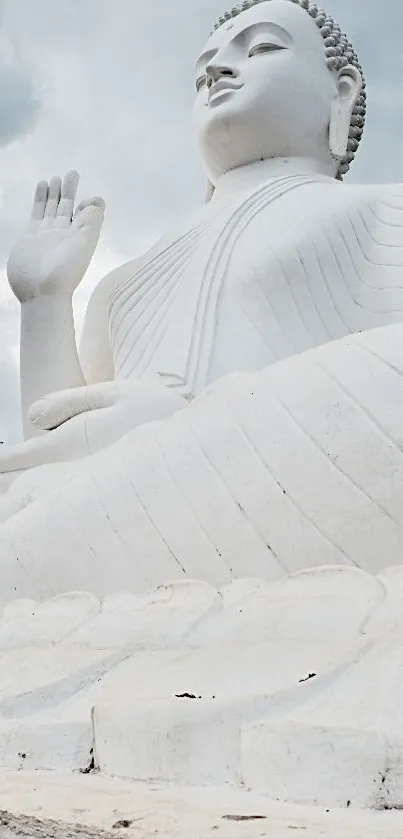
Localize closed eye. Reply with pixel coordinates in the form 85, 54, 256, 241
248, 43, 286, 57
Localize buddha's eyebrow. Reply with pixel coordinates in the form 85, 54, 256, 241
239, 21, 294, 46
196, 22, 293, 74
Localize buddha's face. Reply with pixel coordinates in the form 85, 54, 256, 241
193, 0, 340, 181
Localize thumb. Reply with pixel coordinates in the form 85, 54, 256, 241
29, 383, 119, 430
72, 197, 105, 232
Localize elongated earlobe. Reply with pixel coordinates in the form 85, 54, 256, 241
329, 99, 350, 160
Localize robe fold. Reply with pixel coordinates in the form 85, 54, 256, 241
109, 175, 403, 396
3, 176, 403, 599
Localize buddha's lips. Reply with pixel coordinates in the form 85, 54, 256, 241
208, 79, 243, 104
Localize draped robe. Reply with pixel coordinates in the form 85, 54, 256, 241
109, 174, 403, 396
2, 174, 403, 600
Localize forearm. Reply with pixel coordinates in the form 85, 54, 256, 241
20, 293, 85, 438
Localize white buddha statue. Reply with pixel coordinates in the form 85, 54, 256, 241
1, 0, 403, 600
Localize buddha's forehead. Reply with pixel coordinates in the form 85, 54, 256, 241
200, 0, 322, 58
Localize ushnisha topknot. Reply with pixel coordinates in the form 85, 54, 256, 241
212, 0, 366, 178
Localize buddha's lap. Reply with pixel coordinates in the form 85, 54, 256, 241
1, 321, 403, 601
0, 458, 85, 523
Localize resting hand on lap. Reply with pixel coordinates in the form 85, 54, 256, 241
0, 380, 185, 482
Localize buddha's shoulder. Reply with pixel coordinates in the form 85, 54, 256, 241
86, 256, 153, 324
336, 180, 403, 213
90, 225, 183, 304
90, 256, 144, 304
313, 181, 403, 265
313, 181, 403, 248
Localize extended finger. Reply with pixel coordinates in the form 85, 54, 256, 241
44, 175, 62, 218
31, 180, 49, 221
57, 170, 80, 219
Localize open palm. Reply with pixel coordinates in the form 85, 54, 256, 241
7, 171, 105, 302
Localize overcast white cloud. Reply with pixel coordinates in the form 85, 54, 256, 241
0, 0, 401, 443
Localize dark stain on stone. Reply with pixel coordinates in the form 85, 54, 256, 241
222, 814, 267, 822
175, 692, 201, 699
112, 820, 133, 829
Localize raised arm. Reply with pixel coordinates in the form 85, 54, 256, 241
7, 171, 105, 438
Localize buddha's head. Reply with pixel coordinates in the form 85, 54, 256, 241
193, 0, 365, 184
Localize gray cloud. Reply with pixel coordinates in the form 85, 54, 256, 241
0, 0, 401, 442
0, 62, 40, 147
0, 2, 41, 148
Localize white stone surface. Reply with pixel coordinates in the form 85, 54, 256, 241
1, 0, 403, 822
3, 323, 403, 599
0, 569, 400, 810
1, 1, 403, 599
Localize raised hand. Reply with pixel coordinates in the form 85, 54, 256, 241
7, 171, 105, 302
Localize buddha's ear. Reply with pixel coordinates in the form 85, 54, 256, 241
205, 180, 215, 202
329, 66, 362, 160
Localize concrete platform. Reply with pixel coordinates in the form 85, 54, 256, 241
0, 771, 402, 838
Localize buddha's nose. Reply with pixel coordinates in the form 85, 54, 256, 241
205, 61, 238, 87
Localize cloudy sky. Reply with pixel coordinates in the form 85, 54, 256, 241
0, 0, 401, 443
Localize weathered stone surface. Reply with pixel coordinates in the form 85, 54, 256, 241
0, 772, 403, 839
0, 811, 117, 839
0, 569, 401, 809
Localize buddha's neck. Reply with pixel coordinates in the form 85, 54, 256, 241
211, 157, 336, 203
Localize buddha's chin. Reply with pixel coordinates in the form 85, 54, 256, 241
197, 105, 272, 174
201, 104, 246, 138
